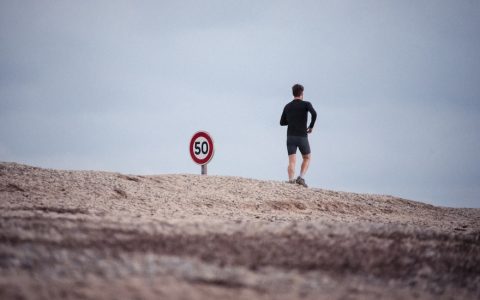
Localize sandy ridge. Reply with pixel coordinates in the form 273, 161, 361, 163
1, 162, 479, 299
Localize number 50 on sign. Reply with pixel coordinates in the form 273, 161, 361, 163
189, 131, 214, 166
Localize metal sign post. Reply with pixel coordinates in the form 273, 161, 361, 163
189, 131, 214, 175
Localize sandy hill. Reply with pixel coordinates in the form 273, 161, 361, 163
0, 162, 479, 300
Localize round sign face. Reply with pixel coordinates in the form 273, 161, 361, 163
189, 131, 214, 165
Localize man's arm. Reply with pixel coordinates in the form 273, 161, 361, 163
280, 107, 288, 126
307, 102, 317, 129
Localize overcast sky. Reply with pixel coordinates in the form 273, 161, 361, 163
1, 1, 479, 208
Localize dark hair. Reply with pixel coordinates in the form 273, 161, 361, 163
292, 84, 304, 97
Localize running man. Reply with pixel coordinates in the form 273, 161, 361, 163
280, 84, 317, 187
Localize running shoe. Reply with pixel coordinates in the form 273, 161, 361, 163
296, 176, 308, 188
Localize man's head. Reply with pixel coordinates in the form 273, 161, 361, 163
292, 84, 304, 99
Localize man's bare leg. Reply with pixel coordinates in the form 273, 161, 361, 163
300, 154, 311, 178
288, 154, 296, 181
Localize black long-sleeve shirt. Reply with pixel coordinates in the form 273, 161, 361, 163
280, 99, 317, 137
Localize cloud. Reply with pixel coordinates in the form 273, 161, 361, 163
1, 1, 479, 207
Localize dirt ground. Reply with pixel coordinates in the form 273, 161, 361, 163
1, 162, 479, 299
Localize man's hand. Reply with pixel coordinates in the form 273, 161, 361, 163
307, 127, 313, 134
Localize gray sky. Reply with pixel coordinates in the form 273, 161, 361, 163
1, 1, 479, 208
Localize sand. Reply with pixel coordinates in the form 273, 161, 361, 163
0, 162, 479, 299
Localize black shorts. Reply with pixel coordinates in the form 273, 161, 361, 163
287, 135, 311, 155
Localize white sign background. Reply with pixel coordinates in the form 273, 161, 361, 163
191, 136, 209, 161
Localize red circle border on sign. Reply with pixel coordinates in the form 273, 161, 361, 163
189, 131, 214, 165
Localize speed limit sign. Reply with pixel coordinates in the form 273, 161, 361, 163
189, 131, 214, 169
